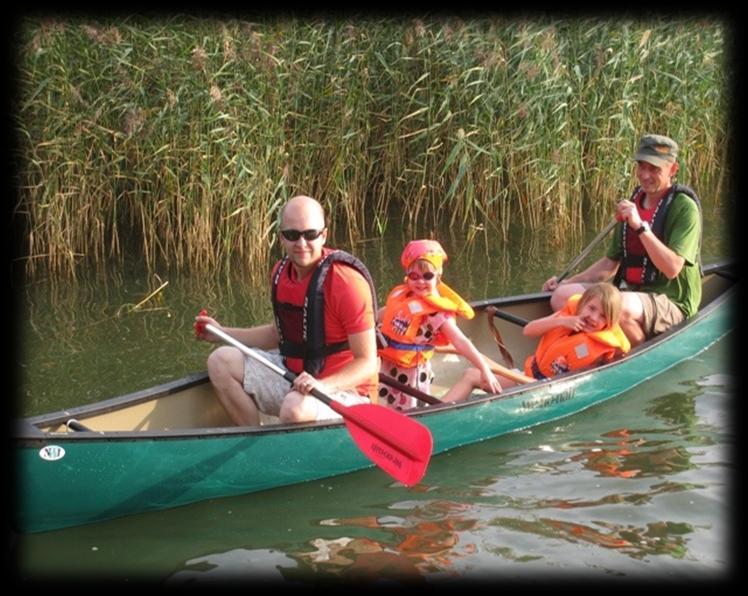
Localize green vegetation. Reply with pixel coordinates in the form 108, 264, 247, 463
14, 16, 729, 278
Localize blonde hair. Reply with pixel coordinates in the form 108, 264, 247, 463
578, 283, 622, 328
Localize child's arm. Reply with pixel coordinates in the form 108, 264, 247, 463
523, 311, 584, 337
440, 319, 503, 394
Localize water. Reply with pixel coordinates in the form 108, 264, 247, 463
12, 207, 736, 583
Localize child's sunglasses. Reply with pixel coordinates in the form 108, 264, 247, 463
406, 271, 436, 281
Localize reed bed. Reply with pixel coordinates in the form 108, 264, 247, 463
13, 15, 729, 279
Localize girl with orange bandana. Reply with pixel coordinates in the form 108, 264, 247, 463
377, 240, 503, 410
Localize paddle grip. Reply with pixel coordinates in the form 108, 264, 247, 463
194, 308, 208, 337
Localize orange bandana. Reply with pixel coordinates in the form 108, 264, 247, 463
400, 239, 448, 270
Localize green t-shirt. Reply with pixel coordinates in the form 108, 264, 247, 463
606, 192, 702, 317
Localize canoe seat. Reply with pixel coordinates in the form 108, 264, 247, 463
487, 308, 529, 327
66, 419, 93, 432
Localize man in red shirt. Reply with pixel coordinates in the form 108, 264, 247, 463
196, 196, 378, 425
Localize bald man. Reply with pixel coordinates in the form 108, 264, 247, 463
196, 195, 379, 425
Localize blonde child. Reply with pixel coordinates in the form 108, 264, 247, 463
449, 283, 631, 397
377, 240, 502, 410
524, 282, 631, 380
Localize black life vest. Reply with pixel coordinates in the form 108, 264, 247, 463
614, 183, 702, 288
271, 249, 380, 376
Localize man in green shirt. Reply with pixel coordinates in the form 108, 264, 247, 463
542, 134, 702, 348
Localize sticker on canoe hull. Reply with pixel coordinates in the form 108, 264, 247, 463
39, 445, 66, 461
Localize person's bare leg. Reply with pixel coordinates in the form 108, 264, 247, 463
439, 368, 503, 403
279, 391, 321, 423
619, 292, 646, 348
550, 283, 587, 311
207, 346, 260, 426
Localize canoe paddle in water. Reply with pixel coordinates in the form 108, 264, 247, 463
203, 323, 433, 487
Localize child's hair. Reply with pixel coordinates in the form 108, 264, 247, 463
409, 258, 441, 276
578, 283, 622, 328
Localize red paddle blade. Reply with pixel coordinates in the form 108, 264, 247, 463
330, 402, 433, 486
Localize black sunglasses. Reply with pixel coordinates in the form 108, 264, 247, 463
407, 271, 436, 281
280, 228, 325, 242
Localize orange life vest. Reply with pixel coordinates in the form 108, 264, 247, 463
524, 294, 631, 379
379, 282, 474, 368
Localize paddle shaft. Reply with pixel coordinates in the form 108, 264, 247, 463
436, 345, 535, 384
556, 218, 618, 284
487, 308, 528, 327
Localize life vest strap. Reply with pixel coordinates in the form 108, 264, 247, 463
529, 357, 549, 381
382, 335, 434, 353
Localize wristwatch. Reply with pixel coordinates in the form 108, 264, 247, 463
636, 221, 651, 235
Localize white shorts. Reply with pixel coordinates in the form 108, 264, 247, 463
242, 350, 368, 421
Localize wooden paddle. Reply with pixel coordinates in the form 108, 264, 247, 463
556, 218, 618, 284
205, 324, 433, 487
435, 345, 535, 384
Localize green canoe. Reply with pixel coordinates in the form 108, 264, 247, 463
13, 260, 736, 534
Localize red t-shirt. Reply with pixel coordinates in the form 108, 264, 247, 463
277, 257, 376, 397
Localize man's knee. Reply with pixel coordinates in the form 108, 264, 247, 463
207, 346, 242, 381
278, 391, 314, 424
619, 316, 645, 347
618, 296, 645, 346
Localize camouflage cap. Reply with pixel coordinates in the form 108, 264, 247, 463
633, 134, 679, 168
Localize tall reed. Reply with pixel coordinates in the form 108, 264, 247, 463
14, 16, 729, 279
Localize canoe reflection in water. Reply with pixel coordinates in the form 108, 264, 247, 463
166, 499, 479, 583
566, 428, 694, 480
167, 492, 697, 582
297, 500, 480, 579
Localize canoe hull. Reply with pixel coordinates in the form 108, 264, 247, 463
16, 424, 373, 533
13, 263, 736, 534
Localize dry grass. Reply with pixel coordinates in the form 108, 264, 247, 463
14, 16, 729, 279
